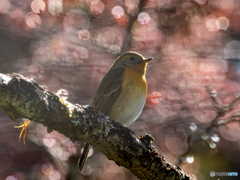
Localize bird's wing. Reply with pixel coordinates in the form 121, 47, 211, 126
92, 67, 124, 115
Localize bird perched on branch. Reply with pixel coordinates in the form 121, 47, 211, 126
78, 51, 153, 171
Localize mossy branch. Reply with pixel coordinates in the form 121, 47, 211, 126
0, 73, 189, 180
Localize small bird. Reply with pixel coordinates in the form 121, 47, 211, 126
78, 51, 153, 171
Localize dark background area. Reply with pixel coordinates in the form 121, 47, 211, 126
0, 0, 240, 179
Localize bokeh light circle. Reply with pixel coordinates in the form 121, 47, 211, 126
224, 40, 240, 59
112, 6, 124, 18
25, 13, 41, 28
31, 0, 45, 13
78, 29, 90, 40
109, 44, 121, 54
138, 12, 150, 24
48, 0, 62, 15
56, 89, 68, 100
216, 17, 229, 31
90, 0, 105, 15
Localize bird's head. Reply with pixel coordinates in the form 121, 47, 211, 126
112, 51, 153, 73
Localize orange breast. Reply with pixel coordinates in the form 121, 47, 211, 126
108, 67, 147, 126
123, 67, 147, 94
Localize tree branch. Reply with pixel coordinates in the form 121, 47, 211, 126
0, 73, 189, 180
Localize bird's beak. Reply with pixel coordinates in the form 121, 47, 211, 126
143, 57, 153, 62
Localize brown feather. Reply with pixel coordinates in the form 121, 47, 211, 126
92, 67, 125, 115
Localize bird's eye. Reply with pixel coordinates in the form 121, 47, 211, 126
129, 57, 135, 61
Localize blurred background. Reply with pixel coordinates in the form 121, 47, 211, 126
0, 0, 240, 179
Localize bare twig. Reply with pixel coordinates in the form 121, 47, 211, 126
176, 86, 240, 166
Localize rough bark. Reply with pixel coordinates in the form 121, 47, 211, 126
0, 73, 189, 180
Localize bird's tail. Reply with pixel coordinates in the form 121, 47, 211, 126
78, 143, 92, 172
